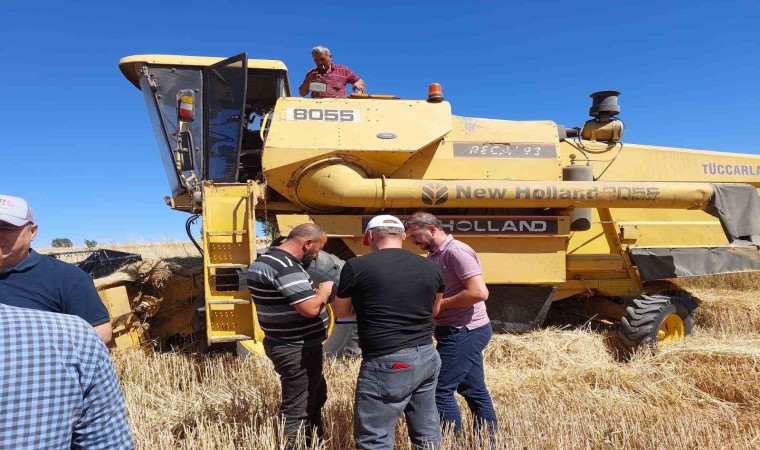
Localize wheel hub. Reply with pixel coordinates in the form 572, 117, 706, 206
657, 314, 685, 342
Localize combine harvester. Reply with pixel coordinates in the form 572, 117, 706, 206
104, 52, 760, 355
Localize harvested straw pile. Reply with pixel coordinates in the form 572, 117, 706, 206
690, 290, 760, 335
94, 260, 186, 290
114, 286, 760, 449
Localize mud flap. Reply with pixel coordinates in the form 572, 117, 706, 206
486, 285, 556, 332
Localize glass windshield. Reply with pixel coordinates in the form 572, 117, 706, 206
140, 75, 180, 196
204, 54, 247, 182
139, 68, 204, 196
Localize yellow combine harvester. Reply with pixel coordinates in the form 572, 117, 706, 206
106, 52, 760, 355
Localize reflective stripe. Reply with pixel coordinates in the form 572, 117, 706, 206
279, 279, 311, 289
257, 310, 302, 317
250, 286, 279, 293
261, 254, 288, 268
290, 294, 316, 305
251, 293, 283, 299
249, 269, 274, 283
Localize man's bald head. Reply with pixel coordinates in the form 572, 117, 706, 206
286, 223, 325, 242
279, 223, 327, 266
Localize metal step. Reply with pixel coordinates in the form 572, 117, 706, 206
207, 298, 251, 305
209, 334, 252, 343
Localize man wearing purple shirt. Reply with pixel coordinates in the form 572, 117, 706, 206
406, 212, 498, 435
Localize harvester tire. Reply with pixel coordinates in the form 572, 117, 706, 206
323, 321, 361, 357
617, 293, 696, 350
308, 250, 361, 357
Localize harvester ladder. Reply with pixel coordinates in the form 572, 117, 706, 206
201, 182, 264, 351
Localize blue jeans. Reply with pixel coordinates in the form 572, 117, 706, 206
354, 344, 442, 450
435, 322, 497, 434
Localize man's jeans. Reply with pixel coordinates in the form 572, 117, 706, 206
434, 322, 498, 434
354, 344, 442, 450
264, 340, 327, 447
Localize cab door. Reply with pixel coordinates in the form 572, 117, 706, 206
203, 53, 248, 182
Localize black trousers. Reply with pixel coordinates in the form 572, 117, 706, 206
264, 340, 327, 446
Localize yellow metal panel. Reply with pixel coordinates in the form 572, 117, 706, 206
612, 208, 728, 247
567, 254, 625, 272
401, 116, 562, 181
119, 54, 288, 88
567, 207, 730, 255
97, 285, 150, 351
468, 238, 566, 283
595, 279, 641, 297
555, 279, 640, 299
619, 226, 640, 244
262, 97, 453, 196
559, 142, 760, 186
208, 306, 251, 338
111, 323, 147, 351
98, 285, 131, 318
557, 140, 758, 256
277, 214, 315, 234
238, 339, 265, 357
203, 184, 253, 266
393, 139, 563, 181
449, 116, 559, 142
265, 97, 451, 154
202, 182, 257, 344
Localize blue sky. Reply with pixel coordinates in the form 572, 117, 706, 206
2, 1, 758, 247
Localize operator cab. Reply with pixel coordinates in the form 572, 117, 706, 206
119, 53, 289, 198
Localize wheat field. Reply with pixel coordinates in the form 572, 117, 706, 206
45, 243, 760, 449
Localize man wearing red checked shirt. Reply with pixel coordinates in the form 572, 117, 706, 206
299, 46, 366, 98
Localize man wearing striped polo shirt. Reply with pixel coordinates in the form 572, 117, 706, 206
298, 46, 366, 98
247, 223, 335, 448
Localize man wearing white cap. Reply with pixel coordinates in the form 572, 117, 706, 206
333, 215, 445, 449
0, 194, 112, 343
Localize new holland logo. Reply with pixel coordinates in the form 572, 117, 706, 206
422, 183, 449, 205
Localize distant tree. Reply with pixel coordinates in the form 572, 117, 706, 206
51, 238, 73, 248
84, 239, 98, 249
260, 219, 279, 240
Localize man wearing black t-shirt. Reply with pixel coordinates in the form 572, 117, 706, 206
334, 215, 444, 450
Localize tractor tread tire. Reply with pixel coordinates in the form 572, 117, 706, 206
308, 250, 361, 357
617, 293, 696, 350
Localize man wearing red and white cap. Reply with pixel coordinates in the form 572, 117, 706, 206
0, 194, 112, 343
333, 215, 445, 449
